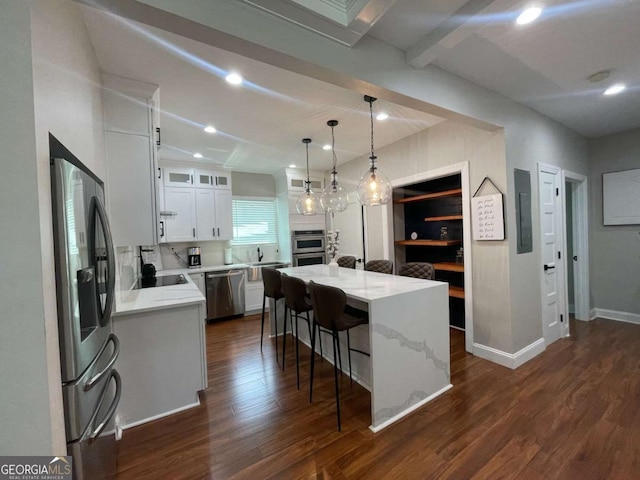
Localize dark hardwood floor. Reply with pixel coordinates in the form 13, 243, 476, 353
115, 315, 640, 479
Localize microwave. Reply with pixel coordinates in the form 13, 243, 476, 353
292, 252, 327, 267
291, 230, 325, 254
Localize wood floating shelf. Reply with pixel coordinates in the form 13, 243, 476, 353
433, 262, 464, 273
395, 239, 462, 247
449, 286, 465, 299
424, 215, 463, 222
394, 188, 462, 204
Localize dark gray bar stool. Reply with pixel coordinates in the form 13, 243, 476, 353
398, 262, 435, 280
308, 280, 369, 431
280, 273, 316, 389
364, 259, 393, 274
261, 267, 284, 361
336, 256, 356, 269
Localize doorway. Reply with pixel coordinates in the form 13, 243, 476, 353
562, 171, 590, 323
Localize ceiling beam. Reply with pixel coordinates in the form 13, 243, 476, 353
406, 0, 520, 68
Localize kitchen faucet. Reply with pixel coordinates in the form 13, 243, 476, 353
257, 246, 264, 262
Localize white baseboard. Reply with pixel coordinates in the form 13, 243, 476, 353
473, 338, 545, 369
120, 399, 201, 431
593, 308, 640, 325
368, 384, 453, 433
590, 308, 597, 320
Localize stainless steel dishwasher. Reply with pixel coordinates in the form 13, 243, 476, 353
205, 269, 245, 320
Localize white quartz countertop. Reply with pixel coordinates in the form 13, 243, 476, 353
278, 265, 447, 302
113, 272, 206, 317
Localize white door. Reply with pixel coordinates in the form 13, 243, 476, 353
213, 171, 232, 190
331, 194, 365, 268
195, 169, 215, 189
214, 190, 233, 240
538, 164, 565, 345
196, 189, 216, 241
164, 187, 197, 242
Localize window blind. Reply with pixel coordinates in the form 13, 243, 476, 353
232, 198, 277, 245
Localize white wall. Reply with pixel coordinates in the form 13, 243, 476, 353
0, 0, 53, 456
588, 129, 640, 315
97, 0, 589, 355
0, 0, 105, 455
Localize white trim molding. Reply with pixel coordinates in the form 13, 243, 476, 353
369, 384, 453, 433
473, 338, 546, 369
593, 308, 640, 325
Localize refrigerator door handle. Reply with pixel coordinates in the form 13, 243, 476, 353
94, 196, 116, 326
79, 369, 121, 444
84, 334, 120, 392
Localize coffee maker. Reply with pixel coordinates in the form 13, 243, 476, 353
187, 247, 201, 268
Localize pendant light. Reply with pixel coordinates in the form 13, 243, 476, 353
321, 120, 348, 213
295, 138, 320, 215
357, 95, 392, 206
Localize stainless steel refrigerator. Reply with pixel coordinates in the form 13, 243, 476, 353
50, 135, 121, 480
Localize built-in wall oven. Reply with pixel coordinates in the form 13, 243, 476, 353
291, 230, 327, 266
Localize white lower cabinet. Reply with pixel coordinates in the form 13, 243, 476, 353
245, 281, 265, 313
112, 303, 207, 428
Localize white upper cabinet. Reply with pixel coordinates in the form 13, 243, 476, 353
163, 187, 197, 242
102, 74, 160, 247
163, 166, 195, 188
159, 165, 233, 242
214, 189, 233, 240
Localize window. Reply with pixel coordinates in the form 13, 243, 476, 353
232, 197, 277, 245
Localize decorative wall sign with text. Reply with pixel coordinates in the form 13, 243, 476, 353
471, 177, 505, 241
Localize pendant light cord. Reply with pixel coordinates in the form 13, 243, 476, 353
368, 97, 377, 175
330, 123, 338, 189
305, 141, 311, 192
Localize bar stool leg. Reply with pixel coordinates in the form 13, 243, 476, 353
274, 299, 279, 363
260, 294, 266, 351
281, 305, 288, 370
309, 320, 317, 403
332, 331, 341, 431
347, 330, 353, 386
294, 312, 300, 390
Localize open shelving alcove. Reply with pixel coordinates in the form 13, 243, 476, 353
392, 171, 469, 334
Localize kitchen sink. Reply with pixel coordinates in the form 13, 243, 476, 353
246, 261, 288, 282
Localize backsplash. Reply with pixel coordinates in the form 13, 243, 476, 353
158, 241, 281, 270
116, 246, 138, 293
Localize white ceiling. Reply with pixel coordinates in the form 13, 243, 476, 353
244, 0, 640, 138
80, 6, 444, 174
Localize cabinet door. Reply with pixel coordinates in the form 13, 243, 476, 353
163, 188, 196, 242
196, 189, 216, 241
163, 167, 194, 188
214, 171, 232, 190
287, 173, 306, 192
103, 90, 151, 136
195, 169, 215, 189
105, 131, 156, 246
245, 283, 265, 312
214, 189, 233, 240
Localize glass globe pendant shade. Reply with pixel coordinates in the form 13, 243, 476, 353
320, 180, 348, 213
357, 161, 392, 206
296, 189, 320, 215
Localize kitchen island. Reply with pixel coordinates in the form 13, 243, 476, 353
276, 265, 451, 432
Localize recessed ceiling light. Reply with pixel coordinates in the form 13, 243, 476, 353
323, 144, 331, 150
225, 72, 243, 85
204, 125, 217, 134
193, 153, 203, 159
289, 164, 297, 168
604, 83, 626, 96
516, 7, 542, 25
376, 112, 389, 121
